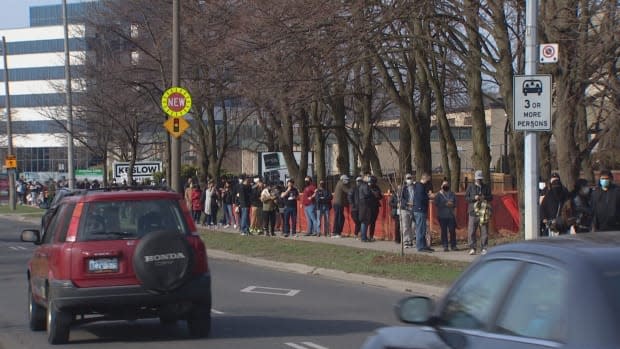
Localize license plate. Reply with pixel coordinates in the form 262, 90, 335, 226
88, 258, 118, 273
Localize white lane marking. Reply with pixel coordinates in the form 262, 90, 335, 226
9, 246, 27, 250
240, 285, 300, 297
301, 342, 329, 349
211, 308, 224, 314
285, 343, 328, 349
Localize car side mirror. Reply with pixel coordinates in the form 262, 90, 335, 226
21, 229, 41, 244
395, 296, 435, 324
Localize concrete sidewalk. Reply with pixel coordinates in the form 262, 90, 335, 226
199, 224, 478, 263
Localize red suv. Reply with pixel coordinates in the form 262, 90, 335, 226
21, 188, 211, 344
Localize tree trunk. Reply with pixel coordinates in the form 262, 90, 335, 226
399, 108, 412, 177
327, 84, 350, 175
464, 0, 491, 182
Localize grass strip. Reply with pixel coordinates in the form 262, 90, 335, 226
200, 231, 468, 287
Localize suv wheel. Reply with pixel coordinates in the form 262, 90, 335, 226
46, 299, 71, 344
187, 303, 211, 338
133, 230, 194, 293
28, 285, 46, 331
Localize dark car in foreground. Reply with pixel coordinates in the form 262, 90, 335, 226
21, 188, 211, 344
361, 232, 620, 349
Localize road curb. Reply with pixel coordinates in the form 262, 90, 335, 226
208, 250, 446, 297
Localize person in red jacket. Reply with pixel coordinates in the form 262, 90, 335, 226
191, 184, 203, 224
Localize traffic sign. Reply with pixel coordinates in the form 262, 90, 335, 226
539, 44, 558, 63
163, 116, 189, 138
161, 87, 192, 118
4, 155, 16, 169
513, 75, 552, 132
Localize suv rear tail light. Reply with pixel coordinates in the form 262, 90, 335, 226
65, 203, 84, 242
187, 235, 209, 274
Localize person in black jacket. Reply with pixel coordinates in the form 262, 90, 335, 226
237, 178, 253, 235
590, 169, 620, 231
540, 172, 570, 236
348, 177, 363, 238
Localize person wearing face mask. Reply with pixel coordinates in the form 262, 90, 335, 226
590, 169, 620, 231
435, 180, 457, 251
399, 174, 416, 248
540, 172, 570, 236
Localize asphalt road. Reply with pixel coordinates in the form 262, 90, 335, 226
0, 218, 408, 349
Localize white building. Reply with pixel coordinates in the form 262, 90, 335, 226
0, 3, 92, 180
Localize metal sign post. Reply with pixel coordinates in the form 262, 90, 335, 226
523, 0, 540, 240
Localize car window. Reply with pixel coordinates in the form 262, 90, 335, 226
78, 199, 188, 241
439, 260, 521, 330
494, 263, 567, 341
55, 204, 75, 242
42, 203, 72, 244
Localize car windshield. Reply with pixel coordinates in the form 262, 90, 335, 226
79, 199, 187, 241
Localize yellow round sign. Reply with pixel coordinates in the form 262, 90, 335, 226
161, 87, 192, 117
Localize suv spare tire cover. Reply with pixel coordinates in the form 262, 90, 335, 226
133, 230, 194, 293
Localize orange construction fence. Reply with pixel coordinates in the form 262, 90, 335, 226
291, 191, 520, 240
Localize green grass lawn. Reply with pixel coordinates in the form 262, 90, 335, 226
0, 204, 44, 216
200, 231, 468, 287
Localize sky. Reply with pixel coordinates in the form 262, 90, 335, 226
0, 0, 84, 29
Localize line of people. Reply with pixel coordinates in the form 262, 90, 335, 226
539, 169, 620, 235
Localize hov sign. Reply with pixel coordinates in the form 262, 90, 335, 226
513, 75, 552, 132
161, 87, 192, 118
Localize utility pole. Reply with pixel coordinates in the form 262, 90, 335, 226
524, 0, 539, 239
62, 0, 75, 189
170, 0, 181, 192
2, 36, 16, 210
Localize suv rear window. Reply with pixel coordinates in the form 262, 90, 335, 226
78, 199, 188, 241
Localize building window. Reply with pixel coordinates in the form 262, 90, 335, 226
0, 66, 80, 82
5, 38, 86, 55
0, 93, 83, 108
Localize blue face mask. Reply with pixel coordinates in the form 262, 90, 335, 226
600, 179, 610, 188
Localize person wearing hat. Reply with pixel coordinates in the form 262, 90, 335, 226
331, 175, 351, 238
590, 169, 620, 231
399, 174, 416, 248
465, 170, 493, 255
540, 172, 570, 236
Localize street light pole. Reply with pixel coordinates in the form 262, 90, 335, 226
2, 36, 16, 210
62, 0, 75, 189
170, 0, 181, 192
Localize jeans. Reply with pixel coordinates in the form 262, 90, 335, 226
360, 223, 369, 241
317, 207, 330, 236
283, 207, 297, 236
304, 204, 319, 234
223, 204, 234, 225
414, 211, 428, 251
439, 217, 457, 249
240, 207, 250, 234
332, 204, 344, 235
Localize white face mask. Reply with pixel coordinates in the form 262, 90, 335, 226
405, 179, 413, 185
538, 182, 546, 191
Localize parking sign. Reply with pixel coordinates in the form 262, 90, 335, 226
513, 75, 552, 132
